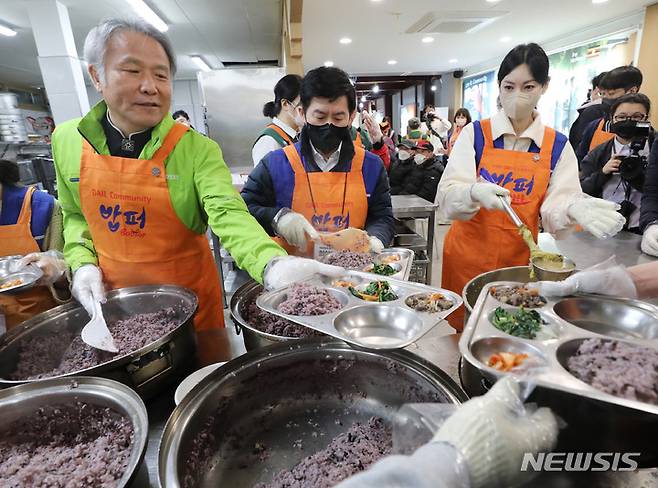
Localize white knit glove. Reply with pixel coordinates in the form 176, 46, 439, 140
369, 236, 385, 253
275, 212, 319, 249
433, 377, 558, 488
567, 198, 625, 239
531, 258, 637, 299
263, 256, 345, 290
71, 264, 106, 317
17, 250, 68, 285
469, 182, 510, 211
641, 225, 658, 257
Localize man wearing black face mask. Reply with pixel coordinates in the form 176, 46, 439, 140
580, 93, 654, 234
241, 66, 394, 255
572, 66, 643, 163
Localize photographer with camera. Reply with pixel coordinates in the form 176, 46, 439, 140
580, 93, 653, 234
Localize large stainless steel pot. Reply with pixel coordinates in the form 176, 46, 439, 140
0, 285, 198, 398
230, 279, 303, 350
0, 376, 149, 487
159, 338, 467, 487
462, 266, 535, 325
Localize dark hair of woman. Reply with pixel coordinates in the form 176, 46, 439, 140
0, 159, 20, 186
497, 43, 550, 85
454, 108, 472, 124
263, 74, 303, 118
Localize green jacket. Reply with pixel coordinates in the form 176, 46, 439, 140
52, 101, 286, 281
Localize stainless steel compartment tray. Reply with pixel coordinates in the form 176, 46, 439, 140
460, 280, 658, 415
257, 271, 461, 350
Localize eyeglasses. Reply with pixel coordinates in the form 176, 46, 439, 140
613, 113, 648, 122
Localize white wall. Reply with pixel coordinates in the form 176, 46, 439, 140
84, 80, 205, 134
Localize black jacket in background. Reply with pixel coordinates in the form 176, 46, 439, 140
640, 138, 658, 232
580, 138, 646, 197
569, 103, 607, 151
390, 157, 445, 203
389, 158, 413, 194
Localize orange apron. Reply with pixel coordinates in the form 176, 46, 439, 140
274, 144, 369, 256
79, 123, 224, 332
267, 123, 295, 145
354, 131, 364, 148
0, 186, 58, 329
442, 119, 553, 330
589, 119, 614, 151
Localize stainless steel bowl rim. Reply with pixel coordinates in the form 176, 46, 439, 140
0, 375, 149, 488
229, 279, 302, 342
158, 337, 469, 486
0, 284, 198, 383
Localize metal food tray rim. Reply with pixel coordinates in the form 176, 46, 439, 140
0, 259, 43, 294
257, 271, 461, 350
459, 280, 658, 415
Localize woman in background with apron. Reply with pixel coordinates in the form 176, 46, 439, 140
252, 74, 304, 166
0, 160, 68, 330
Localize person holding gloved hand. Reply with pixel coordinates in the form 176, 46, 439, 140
336, 376, 558, 488
0, 160, 69, 330
437, 43, 625, 330
54, 19, 344, 362
241, 66, 394, 257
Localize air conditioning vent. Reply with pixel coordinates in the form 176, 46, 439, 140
406, 10, 508, 34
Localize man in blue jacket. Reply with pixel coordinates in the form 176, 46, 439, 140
241, 66, 394, 255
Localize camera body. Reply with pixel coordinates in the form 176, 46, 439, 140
618, 121, 650, 181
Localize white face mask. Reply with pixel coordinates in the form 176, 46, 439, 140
499, 90, 542, 120
414, 154, 426, 165
398, 150, 411, 161
289, 107, 304, 131
455, 117, 467, 127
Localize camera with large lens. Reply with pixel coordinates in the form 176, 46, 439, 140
616, 121, 650, 181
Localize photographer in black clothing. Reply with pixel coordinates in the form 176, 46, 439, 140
580, 93, 653, 234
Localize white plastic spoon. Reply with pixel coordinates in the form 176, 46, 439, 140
81, 300, 119, 353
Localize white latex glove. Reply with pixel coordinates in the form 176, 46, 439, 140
469, 182, 511, 211
567, 198, 625, 239
17, 250, 68, 285
531, 258, 637, 298
369, 236, 385, 253
264, 256, 346, 290
71, 264, 106, 317
641, 225, 658, 257
275, 212, 319, 249
433, 377, 558, 488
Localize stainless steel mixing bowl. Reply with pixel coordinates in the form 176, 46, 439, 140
158, 338, 467, 487
0, 376, 149, 487
0, 285, 198, 398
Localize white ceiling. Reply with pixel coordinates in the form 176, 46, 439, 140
302, 0, 653, 76
0, 0, 282, 86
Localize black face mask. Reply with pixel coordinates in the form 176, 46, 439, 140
306, 123, 350, 153
601, 97, 616, 111
610, 120, 645, 140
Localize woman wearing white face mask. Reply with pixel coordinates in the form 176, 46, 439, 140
252, 74, 304, 166
446, 108, 471, 156
438, 43, 626, 330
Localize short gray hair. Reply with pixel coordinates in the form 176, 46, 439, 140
83, 18, 177, 83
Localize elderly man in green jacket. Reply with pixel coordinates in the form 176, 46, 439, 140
53, 18, 341, 360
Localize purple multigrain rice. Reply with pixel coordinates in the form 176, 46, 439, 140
242, 294, 324, 338
322, 250, 373, 270
9, 308, 182, 380
567, 338, 658, 405
277, 283, 343, 316
254, 417, 392, 488
0, 402, 134, 487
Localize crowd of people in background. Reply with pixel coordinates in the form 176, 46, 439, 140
250, 60, 658, 259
